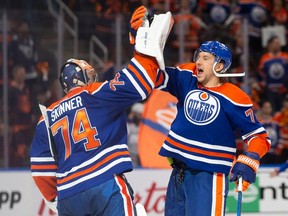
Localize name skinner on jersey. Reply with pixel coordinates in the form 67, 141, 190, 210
51, 96, 83, 121
184, 90, 220, 125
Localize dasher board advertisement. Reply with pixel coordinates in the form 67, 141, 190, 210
0, 168, 287, 216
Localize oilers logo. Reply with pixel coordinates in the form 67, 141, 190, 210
268, 62, 284, 79
184, 90, 220, 125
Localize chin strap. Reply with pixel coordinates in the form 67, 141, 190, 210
212, 62, 246, 77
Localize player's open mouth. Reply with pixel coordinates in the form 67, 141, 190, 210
197, 68, 204, 75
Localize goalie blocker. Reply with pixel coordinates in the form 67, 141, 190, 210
135, 11, 174, 70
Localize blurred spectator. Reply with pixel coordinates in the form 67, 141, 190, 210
127, 102, 144, 167
35, 46, 59, 108
235, 0, 271, 61
150, 0, 173, 14
198, 1, 237, 63
8, 19, 57, 114
98, 60, 116, 81
8, 65, 34, 167
270, 0, 288, 26
8, 21, 39, 82
256, 99, 282, 164
94, 0, 127, 60
127, 0, 151, 12
249, 77, 263, 111
189, 0, 205, 15
170, 0, 207, 63
0, 17, 16, 81
257, 35, 288, 112
72, 0, 102, 39
201, 0, 234, 26
273, 96, 288, 163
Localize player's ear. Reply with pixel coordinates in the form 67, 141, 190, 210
215, 62, 225, 73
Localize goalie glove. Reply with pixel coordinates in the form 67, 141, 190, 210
43, 196, 58, 213
230, 152, 260, 192
129, 6, 152, 45
135, 11, 174, 70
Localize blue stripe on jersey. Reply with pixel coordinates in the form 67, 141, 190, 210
160, 144, 233, 174
142, 118, 169, 135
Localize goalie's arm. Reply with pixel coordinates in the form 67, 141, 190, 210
30, 115, 58, 210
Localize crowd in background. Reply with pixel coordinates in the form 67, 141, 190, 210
0, 0, 288, 168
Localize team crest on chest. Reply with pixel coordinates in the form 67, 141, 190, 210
184, 90, 220, 125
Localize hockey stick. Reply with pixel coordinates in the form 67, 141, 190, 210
39, 104, 58, 163
237, 176, 243, 216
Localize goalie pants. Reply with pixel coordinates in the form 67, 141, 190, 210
57, 174, 137, 216
165, 164, 228, 216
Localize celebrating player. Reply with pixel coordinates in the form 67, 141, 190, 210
130, 6, 270, 216
30, 11, 174, 216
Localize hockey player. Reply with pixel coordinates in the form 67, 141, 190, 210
130, 6, 271, 216
30, 11, 174, 216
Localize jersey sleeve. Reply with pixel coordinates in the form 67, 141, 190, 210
87, 52, 159, 103
30, 117, 58, 201
222, 85, 271, 158
155, 63, 197, 99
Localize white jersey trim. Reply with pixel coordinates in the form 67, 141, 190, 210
31, 157, 55, 162
156, 69, 169, 90
169, 131, 236, 153
242, 127, 266, 140
122, 68, 147, 100
91, 81, 108, 94
211, 173, 226, 216
57, 157, 132, 191
162, 144, 232, 166
131, 57, 154, 89
56, 144, 129, 178
32, 172, 56, 176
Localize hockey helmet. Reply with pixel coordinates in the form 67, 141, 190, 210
193, 41, 244, 77
59, 59, 96, 93
194, 41, 231, 73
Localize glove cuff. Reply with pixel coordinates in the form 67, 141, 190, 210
237, 154, 260, 172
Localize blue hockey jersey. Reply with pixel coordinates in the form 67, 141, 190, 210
30, 54, 158, 201
155, 63, 271, 175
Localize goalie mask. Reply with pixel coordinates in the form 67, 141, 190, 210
194, 41, 245, 77
59, 59, 97, 94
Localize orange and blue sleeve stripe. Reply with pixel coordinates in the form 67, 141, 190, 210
122, 56, 158, 100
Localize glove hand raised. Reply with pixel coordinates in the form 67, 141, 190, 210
129, 6, 151, 45
230, 152, 260, 192
135, 11, 174, 70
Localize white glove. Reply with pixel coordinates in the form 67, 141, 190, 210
44, 196, 58, 213
135, 203, 147, 216
135, 11, 174, 70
